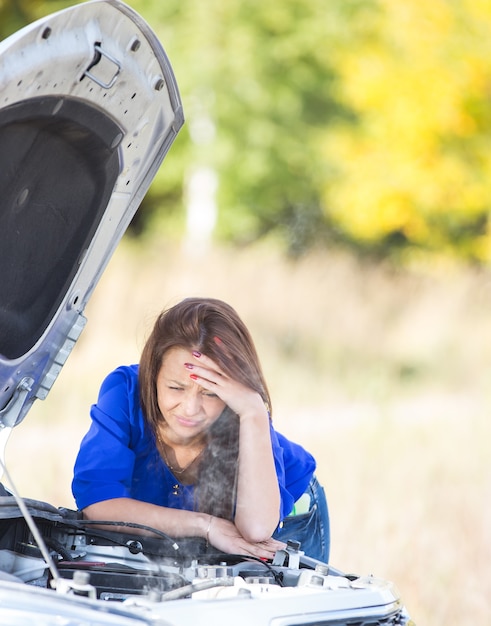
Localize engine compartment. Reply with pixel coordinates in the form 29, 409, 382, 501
0, 495, 413, 626
0, 496, 344, 600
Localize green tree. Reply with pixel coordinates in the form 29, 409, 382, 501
132, 0, 356, 254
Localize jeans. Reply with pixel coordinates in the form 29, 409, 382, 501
273, 476, 330, 563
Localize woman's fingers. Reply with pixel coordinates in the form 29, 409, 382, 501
185, 363, 225, 389
185, 354, 237, 398
191, 350, 220, 369
208, 518, 285, 560
187, 351, 226, 383
185, 350, 267, 420
242, 538, 286, 559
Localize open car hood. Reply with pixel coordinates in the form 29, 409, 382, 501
0, 0, 183, 439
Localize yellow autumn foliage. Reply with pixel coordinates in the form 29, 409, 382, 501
322, 0, 491, 261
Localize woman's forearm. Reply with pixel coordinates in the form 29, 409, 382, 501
83, 497, 285, 559
234, 409, 281, 542
83, 498, 210, 539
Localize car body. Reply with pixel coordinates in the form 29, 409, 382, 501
0, 2, 414, 624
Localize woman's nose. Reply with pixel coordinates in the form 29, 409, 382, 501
181, 390, 202, 415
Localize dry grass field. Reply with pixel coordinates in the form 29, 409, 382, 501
5, 237, 491, 624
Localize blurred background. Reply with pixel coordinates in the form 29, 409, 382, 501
1, 0, 490, 623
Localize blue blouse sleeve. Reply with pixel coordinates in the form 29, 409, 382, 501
270, 425, 316, 520
72, 365, 145, 510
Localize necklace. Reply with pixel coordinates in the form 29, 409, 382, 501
157, 434, 206, 475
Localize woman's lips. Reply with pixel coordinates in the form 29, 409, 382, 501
175, 415, 202, 428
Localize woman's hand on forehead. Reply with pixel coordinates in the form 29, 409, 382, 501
184, 350, 267, 422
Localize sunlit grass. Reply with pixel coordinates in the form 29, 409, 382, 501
6, 237, 491, 625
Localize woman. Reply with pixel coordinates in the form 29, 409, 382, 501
72, 298, 329, 561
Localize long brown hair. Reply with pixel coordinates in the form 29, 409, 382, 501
139, 297, 271, 519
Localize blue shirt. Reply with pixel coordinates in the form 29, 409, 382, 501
72, 365, 316, 521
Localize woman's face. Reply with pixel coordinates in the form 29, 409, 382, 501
156, 346, 226, 445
